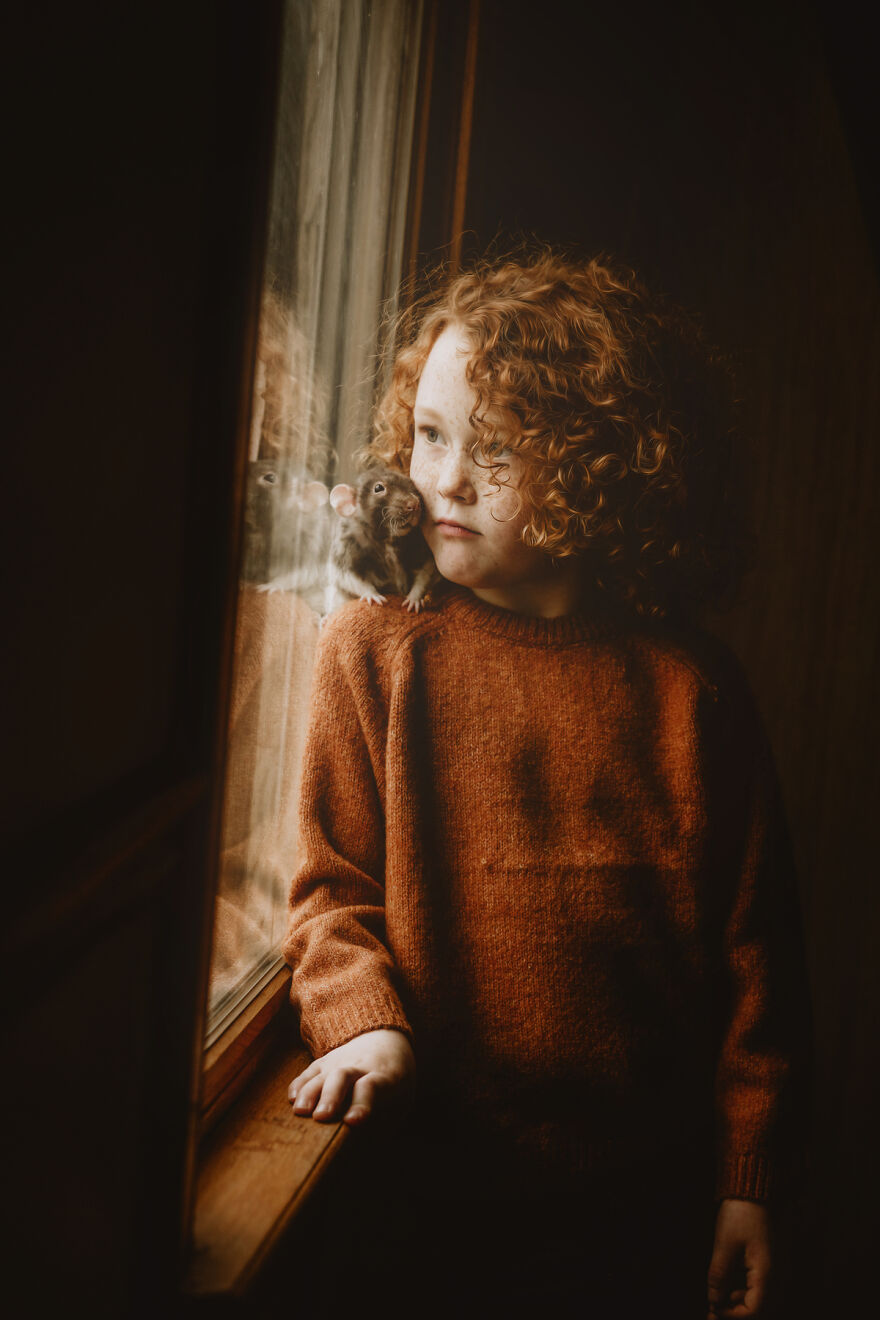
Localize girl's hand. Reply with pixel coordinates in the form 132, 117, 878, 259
707, 1198, 773, 1318
287, 1028, 416, 1127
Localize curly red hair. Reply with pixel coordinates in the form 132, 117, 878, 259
368, 247, 745, 620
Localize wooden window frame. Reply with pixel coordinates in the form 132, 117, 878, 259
200, 964, 294, 1133
184, 0, 481, 1300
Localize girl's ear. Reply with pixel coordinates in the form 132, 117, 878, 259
330, 483, 358, 517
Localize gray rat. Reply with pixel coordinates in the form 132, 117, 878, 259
325, 464, 437, 614
244, 460, 332, 613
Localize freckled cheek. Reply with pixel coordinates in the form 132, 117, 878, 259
407, 453, 433, 514
488, 485, 522, 522
485, 487, 530, 544
488, 532, 528, 573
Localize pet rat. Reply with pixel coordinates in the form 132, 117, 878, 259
325, 464, 437, 614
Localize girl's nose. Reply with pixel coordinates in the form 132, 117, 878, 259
437, 450, 476, 502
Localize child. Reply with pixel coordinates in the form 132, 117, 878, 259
283, 250, 810, 1317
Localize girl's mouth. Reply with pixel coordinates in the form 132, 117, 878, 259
435, 519, 479, 538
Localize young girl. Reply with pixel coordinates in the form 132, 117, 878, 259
283, 251, 810, 1318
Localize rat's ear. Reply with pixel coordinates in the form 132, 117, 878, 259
329, 483, 358, 517
293, 480, 330, 511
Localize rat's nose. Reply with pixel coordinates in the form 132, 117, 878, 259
404, 497, 420, 512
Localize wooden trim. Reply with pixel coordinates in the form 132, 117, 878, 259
449, 0, 480, 273
200, 966, 294, 1134
185, 1035, 349, 1298
403, 0, 439, 290
402, 0, 481, 277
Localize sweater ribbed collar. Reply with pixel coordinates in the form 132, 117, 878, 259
436, 582, 624, 646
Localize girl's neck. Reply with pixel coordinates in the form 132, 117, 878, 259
469, 560, 586, 618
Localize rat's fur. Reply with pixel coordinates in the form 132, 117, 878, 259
325, 464, 437, 613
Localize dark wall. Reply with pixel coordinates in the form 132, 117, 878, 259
4, 8, 206, 836
1, 4, 279, 1315
464, 0, 878, 1308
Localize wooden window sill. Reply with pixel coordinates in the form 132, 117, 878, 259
185, 1028, 350, 1298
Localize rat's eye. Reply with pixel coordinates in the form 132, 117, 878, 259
259, 471, 278, 485
373, 482, 386, 494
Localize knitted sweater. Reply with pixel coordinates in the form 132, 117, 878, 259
283, 583, 810, 1202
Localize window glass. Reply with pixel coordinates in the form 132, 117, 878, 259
206, 0, 424, 1044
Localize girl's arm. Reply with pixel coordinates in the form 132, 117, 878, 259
706, 659, 812, 1206
701, 655, 812, 1315
282, 612, 415, 1120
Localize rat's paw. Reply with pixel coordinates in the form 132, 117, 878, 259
403, 593, 425, 613
360, 591, 387, 605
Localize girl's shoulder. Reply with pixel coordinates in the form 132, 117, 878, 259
317, 592, 446, 667
632, 622, 767, 750
631, 622, 749, 698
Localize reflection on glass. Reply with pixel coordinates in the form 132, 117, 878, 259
206, 0, 423, 1042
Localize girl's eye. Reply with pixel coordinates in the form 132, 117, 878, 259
373, 482, 386, 494
420, 426, 441, 444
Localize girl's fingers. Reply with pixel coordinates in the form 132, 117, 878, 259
290, 1074, 326, 1115
707, 1286, 754, 1318
707, 1247, 735, 1309
288, 1061, 319, 1099
312, 1068, 359, 1120
343, 1073, 378, 1125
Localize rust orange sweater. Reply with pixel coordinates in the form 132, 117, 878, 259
283, 583, 810, 1202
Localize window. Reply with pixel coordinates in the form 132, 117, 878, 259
205, 0, 425, 1047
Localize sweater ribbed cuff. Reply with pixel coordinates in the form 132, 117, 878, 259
299, 987, 413, 1059
716, 1152, 774, 1203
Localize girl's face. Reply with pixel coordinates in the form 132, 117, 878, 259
409, 324, 582, 616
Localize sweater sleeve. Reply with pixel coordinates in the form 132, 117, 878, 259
281, 614, 413, 1056
704, 658, 812, 1203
